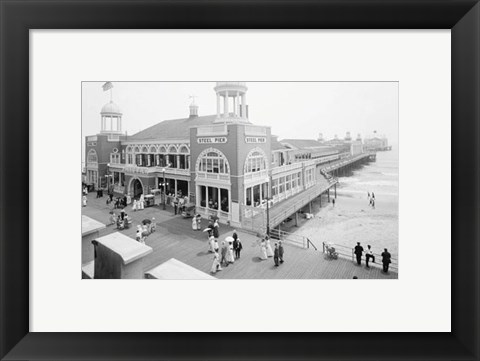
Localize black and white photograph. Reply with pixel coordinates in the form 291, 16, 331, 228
81, 81, 398, 280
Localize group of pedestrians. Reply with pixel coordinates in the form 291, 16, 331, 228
211, 229, 243, 274
353, 241, 392, 273
132, 195, 145, 211
135, 218, 156, 244
259, 236, 284, 267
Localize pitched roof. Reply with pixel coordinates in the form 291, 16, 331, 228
129, 115, 218, 141
271, 137, 287, 151
280, 139, 324, 149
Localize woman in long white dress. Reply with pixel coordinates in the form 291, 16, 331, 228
208, 236, 215, 253
211, 251, 222, 273
132, 199, 137, 212
82, 195, 87, 207
260, 239, 268, 260
192, 216, 197, 230
226, 241, 235, 264
265, 237, 274, 257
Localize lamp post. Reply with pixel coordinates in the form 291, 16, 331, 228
106, 163, 112, 194
161, 163, 171, 210
266, 196, 270, 236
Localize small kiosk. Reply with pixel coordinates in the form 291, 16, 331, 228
90, 232, 153, 279
145, 258, 216, 280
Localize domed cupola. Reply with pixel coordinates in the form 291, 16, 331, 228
100, 82, 123, 134
101, 100, 122, 116
214, 82, 250, 123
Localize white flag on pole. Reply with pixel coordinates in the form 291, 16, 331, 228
102, 82, 113, 91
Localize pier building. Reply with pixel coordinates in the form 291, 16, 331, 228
84, 82, 377, 231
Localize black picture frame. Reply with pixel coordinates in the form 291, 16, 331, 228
1, 1, 478, 360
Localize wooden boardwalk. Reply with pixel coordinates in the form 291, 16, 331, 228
82, 193, 397, 279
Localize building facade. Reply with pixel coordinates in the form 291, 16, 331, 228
84, 82, 367, 227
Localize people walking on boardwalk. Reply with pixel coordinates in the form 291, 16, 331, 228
132, 199, 137, 212
82, 195, 87, 207
208, 235, 215, 253
126, 193, 131, 205
213, 219, 219, 239
381, 248, 392, 273
173, 196, 178, 215
260, 239, 268, 260
226, 240, 235, 264
150, 217, 156, 233
234, 237, 243, 259
365, 245, 375, 268
109, 212, 116, 225
273, 243, 280, 266
220, 241, 228, 266
371, 198, 375, 209
278, 241, 284, 263
83, 186, 88, 196
354, 242, 364, 265
210, 251, 222, 274
213, 238, 219, 253
192, 216, 198, 230
196, 214, 202, 230
265, 236, 274, 257
332, 198, 336, 207
136, 226, 144, 244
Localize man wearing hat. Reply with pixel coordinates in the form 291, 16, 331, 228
273, 243, 280, 267
278, 241, 284, 263
354, 242, 364, 265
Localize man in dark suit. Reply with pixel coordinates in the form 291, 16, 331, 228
278, 241, 284, 263
354, 242, 364, 265
234, 238, 243, 259
381, 248, 392, 273
273, 243, 280, 266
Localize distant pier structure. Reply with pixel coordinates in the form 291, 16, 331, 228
363, 131, 392, 152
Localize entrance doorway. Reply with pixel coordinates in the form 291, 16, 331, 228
132, 178, 143, 199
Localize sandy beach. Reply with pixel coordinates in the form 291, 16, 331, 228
282, 191, 398, 260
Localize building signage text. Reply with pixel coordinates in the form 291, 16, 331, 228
245, 137, 266, 144
197, 137, 227, 144
124, 166, 149, 175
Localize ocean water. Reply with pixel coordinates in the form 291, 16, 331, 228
336, 148, 399, 201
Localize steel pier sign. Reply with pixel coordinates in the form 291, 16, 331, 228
197, 137, 227, 144
245, 137, 266, 144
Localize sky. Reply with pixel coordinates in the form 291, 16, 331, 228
82, 81, 398, 162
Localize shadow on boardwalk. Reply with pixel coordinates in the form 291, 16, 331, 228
82, 193, 398, 279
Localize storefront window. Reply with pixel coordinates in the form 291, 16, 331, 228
244, 149, 267, 174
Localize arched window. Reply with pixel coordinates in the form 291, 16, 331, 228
158, 145, 167, 153
133, 146, 140, 153
141, 146, 148, 153
87, 149, 98, 163
196, 148, 230, 174
149, 146, 156, 153
244, 149, 267, 173
168, 145, 177, 154
178, 145, 189, 154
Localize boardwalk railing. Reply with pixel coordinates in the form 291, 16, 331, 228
322, 242, 398, 271
270, 228, 318, 250
320, 153, 373, 173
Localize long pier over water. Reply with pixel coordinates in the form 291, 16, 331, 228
243, 152, 377, 233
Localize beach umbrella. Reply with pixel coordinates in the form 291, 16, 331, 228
202, 227, 212, 233
142, 219, 152, 225
225, 236, 234, 243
